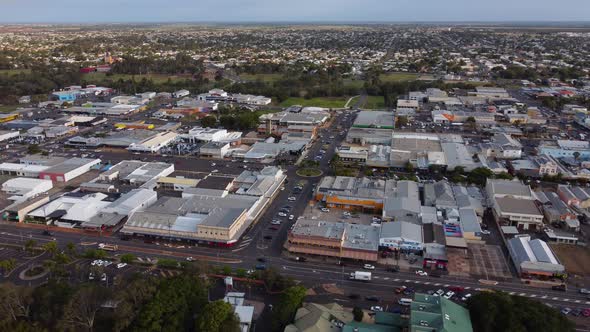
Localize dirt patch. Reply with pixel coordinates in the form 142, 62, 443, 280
447, 248, 471, 277
467, 244, 513, 280
322, 283, 344, 295
550, 244, 590, 277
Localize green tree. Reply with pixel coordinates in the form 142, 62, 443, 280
222, 266, 232, 276
200, 116, 217, 128
65, 242, 77, 257
59, 284, 110, 332
24, 239, 37, 254
404, 161, 414, 173
120, 253, 136, 264
468, 291, 574, 332
43, 242, 58, 257
195, 300, 240, 332
83, 249, 107, 260
573, 151, 581, 160
352, 306, 364, 322
271, 286, 307, 331
27, 144, 41, 154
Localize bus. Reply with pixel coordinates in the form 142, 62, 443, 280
398, 298, 413, 306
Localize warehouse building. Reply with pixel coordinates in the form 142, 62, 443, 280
1, 178, 53, 201
127, 131, 178, 153
507, 235, 565, 278
38, 158, 100, 182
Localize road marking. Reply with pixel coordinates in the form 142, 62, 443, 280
444, 284, 449, 287
373, 276, 379, 279
530, 294, 537, 297
563, 299, 570, 302
464, 286, 470, 290
383, 277, 389, 280
405, 280, 410, 283
434, 283, 441, 286
519, 293, 525, 296
424, 282, 431, 285
541, 295, 547, 299
552, 297, 559, 300
575, 300, 581, 303
394, 279, 400, 282
509, 292, 515, 295
414, 280, 420, 284
586, 301, 590, 305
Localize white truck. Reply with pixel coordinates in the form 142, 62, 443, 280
349, 271, 372, 281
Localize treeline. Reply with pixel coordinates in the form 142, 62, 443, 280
494, 65, 586, 82
0, 273, 239, 332
110, 53, 204, 76
0, 63, 82, 104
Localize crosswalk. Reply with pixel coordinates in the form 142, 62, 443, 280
370, 275, 590, 305
232, 236, 253, 252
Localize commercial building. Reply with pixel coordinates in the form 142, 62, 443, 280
410, 293, 473, 332
397, 99, 419, 110
507, 235, 565, 278
346, 128, 393, 146
38, 158, 100, 182
458, 208, 482, 241
173, 89, 190, 98
492, 196, 544, 230
470, 86, 510, 99
315, 176, 396, 213
284, 302, 353, 332
379, 221, 424, 253
0, 130, 20, 142
121, 193, 262, 245
27, 192, 114, 227
0, 163, 48, 177
242, 141, 306, 162
286, 219, 380, 262
382, 181, 421, 222
184, 127, 242, 145
157, 177, 200, 192
353, 111, 395, 129
200, 141, 231, 159
539, 140, 590, 160
99, 161, 174, 186
65, 102, 144, 116
127, 131, 178, 153
1, 178, 53, 201
223, 292, 254, 332
80, 189, 158, 230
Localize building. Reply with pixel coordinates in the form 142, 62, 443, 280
507, 235, 565, 278
200, 141, 231, 159
346, 128, 393, 146
458, 208, 482, 241
121, 193, 263, 246
0, 130, 20, 142
382, 181, 421, 222
1, 178, 53, 201
353, 111, 395, 129
410, 293, 473, 332
157, 177, 200, 192
99, 161, 174, 186
492, 196, 544, 230
485, 179, 533, 201
287, 219, 380, 262
223, 292, 254, 332
81, 189, 158, 230
173, 89, 190, 98
397, 99, 419, 110
0, 163, 49, 177
284, 302, 353, 332
127, 131, 178, 153
315, 176, 396, 213
184, 127, 242, 145
379, 221, 424, 253
424, 181, 457, 209
479, 134, 523, 159
38, 158, 100, 182
27, 192, 114, 227
534, 191, 578, 226
539, 140, 590, 160
471, 86, 510, 98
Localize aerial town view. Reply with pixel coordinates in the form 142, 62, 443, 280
0, 1, 590, 332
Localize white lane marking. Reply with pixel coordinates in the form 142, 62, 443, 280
405, 280, 411, 283
464, 286, 470, 290
509, 292, 515, 295
541, 296, 547, 299
530, 294, 537, 297
563, 299, 570, 302
414, 280, 420, 284
424, 282, 431, 285
575, 300, 581, 303
394, 279, 400, 282
552, 297, 559, 300
519, 293, 525, 296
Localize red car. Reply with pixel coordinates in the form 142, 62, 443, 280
448, 286, 465, 292
583, 309, 590, 317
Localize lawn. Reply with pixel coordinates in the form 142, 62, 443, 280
82, 72, 191, 84
363, 96, 386, 109
279, 97, 348, 108
239, 73, 283, 82
380, 72, 419, 82
0, 69, 32, 76
342, 79, 366, 89
550, 244, 590, 277
0, 104, 18, 113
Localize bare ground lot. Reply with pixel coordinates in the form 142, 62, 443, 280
550, 244, 590, 277
468, 244, 513, 280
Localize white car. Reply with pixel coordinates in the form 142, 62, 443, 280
481, 230, 491, 235
186, 257, 194, 262
288, 215, 295, 220
435, 289, 445, 296
271, 220, 282, 225
461, 293, 472, 301
211, 163, 216, 167
321, 208, 330, 212
415, 270, 428, 277
278, 212, 287, 217
444, 291, 455, 299
211, 169, 219, 173
363, 264, 376, 270
102, 261, 112, 267
100, 273, 107, 282
287, 197, 297, 201
117, 263, 127, 269
370, 306, 383, 312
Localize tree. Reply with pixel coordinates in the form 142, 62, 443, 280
271, 286, 307, 331
468, 291, 574, 332
120, 253, 136, 264
404, 161, 414, 173
24, 239, 37, 254
352, 306, 364, 322
27, 144, 41, 155
395, 115, 408, 128
222, 266, 232, 276
60, 284, 110, 332
200, 116, 217, 128
65, 242, 77, 257
195, 300, 240, 332
0, 283, 32, 322
573, 151, 581, 160
42, 242, 58, 257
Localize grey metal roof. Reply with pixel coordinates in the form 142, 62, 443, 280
458, 208, 482, 233
379, 221, 423, 243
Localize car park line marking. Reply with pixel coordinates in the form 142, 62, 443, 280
424, 282, 431, 285
519, 293, 525, 296
464, 286, 470, 290
541, 295, 547, 299
575, 300, 581, 303
373, 276, 379, 279
405, 280, 411, 283
383, 277, 389, 280
530, 294, 537, 297
563, 298, 570, 302
434, 283, 441, 286
509, 292, 515, 295
394, 279, 400, 281
444, 284, 450, 287
585, 302, 590, 305
552, 297, 559, 300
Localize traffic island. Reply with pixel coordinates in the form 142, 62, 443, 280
296, 168, 323, 177
20, 264, 49, 281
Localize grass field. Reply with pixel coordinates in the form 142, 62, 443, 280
82, 72, 190, 84
279, 97, 348, 108
550, 244, 590, 276
342, 79, 366, 89
0, 69, 32, 76
239, 73, 283, 82
380, 72, 419, 82
363, 96, 386, 109
0, 105, 18, 113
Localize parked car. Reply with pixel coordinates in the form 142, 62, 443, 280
278, 212, 287, 217
257, 257, 266, 263
365, 296, 380, 302
363, 264, 376, 270
461, 294, 472, 301
287, 197, 297, 201
321, 208, 330, 212
444, 291, 455, 299
288, 215, 295, 221
580, 288, 590, 294
255, 264, 266, 270
117, 263, 127, 269
561, 307, 572, 315
370, 306, 383, 312
271, 220, 282, 225
41, 230, 52, 236
415, 270, 428, 277
186, 257, 194, 262
435, 289, 445, 296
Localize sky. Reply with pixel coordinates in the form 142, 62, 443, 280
0, 0, 589, 23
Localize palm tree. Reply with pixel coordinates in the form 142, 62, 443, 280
65, 242, 77, 257
24, 239, 37, 255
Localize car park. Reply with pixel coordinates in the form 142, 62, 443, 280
443, 291, 455, 299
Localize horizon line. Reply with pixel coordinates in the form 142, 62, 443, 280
1, 20, 590, 25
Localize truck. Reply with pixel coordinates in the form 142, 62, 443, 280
349, 271, 372, 281
98, 243, 118, 251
